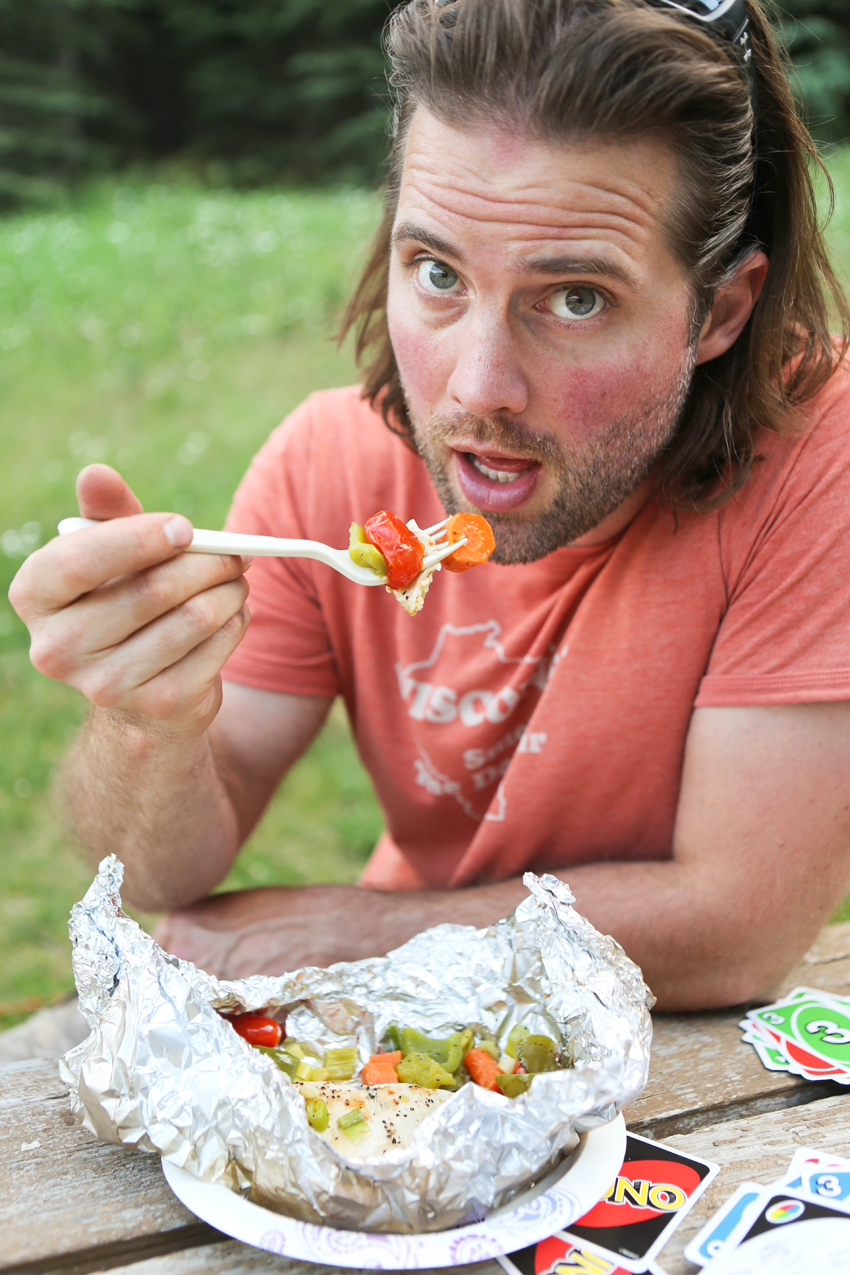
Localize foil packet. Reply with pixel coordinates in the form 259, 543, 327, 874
60, 856, 653, 1233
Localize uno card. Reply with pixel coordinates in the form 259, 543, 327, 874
798, 1166, 850, 1210
717, 1187, 850, 1258
747, 988, 850, 1074
496, 1235, 667, 1274
683, 1182, 763, 1266
555, 1133, 718, 1272
781, 1148, 850, 1192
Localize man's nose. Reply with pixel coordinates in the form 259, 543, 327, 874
446, 310, 529, 418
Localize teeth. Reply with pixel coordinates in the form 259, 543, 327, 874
470, 456, 528, 483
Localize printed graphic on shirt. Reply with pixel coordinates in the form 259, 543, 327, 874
398, 621, 562, 822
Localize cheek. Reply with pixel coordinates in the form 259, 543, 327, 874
538, 320, 689, 446
386, 274, 452, 414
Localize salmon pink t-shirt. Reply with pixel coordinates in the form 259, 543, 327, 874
223, 373, 850, 891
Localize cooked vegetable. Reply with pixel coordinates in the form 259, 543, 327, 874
229, 1014, 283, 1048
399, 1027, 470, 1075
463, 1047, 502, 1092
395, 1051, 456, 1089
305, 1096, 329, 1132
337, 1108, 370, 1142
324, 1046, 358, 1081
364, 510, 425, 591
361, 1050, 402, 1085
476, 1039, 500, 1062
348, 522, 387, 577
506, 1025, 530, 1058
257, 1045, 299, 1079
496, 1072, 533, 1097
282, 1038, 305, 1059
516, 1034, 557, 1073
442, 512, 496, 573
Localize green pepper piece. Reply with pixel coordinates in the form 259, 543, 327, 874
400, 1027, 465, 1071
305, 1096, 329, 1132
505, 1025, 530, 1059
395, 1051, 456, 1089
476, 1039, 500, 1061
257, 1046, 298, 1079
496, 1072, 533, 1097
348, 523, 387, 577
516, 1034, 557, 1073
386, 1024, 402, 1052
337, 1108, 369, 1141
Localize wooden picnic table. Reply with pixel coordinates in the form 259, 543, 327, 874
3, 923, 850, 1275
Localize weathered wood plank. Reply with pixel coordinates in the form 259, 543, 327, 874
626, 921, 850, 1138
655, 1092, 850, 1274
84, 1241, 500, 1275
0, 1060, 217, 1273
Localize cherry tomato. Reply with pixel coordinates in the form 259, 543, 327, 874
364, 510, 424, 591
229, 1013, 283, 1048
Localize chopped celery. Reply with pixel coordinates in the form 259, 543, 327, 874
396, 1051, 456, 1089
257, 1047, 299, 1079
324, 1046, 358, 1081
516, 1035, 557, 1073
337, 1108, 369, 1141
310, 1066, 330, 1082
294, 1059, 315, 1081
505, 1025, 530, 1058
305, 1097, 329, 1132
476, 1039, 500, 1061
348, 523, 387, 577
282, 1039, 305, 1060
496, 1072, 533, 1097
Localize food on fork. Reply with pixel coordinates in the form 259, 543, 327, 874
348, 508, 495, 615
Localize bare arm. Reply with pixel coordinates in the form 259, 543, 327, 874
9, 464, 331, 910
156, 701, 850, 1011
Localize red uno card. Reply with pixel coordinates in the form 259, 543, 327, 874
556, 1132, 719, 1272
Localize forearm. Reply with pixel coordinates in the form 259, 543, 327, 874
59, 707, 241, 911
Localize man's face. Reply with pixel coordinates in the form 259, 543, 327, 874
386, 109, 699, 562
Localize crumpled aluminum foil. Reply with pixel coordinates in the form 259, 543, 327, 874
60, 856, 653, 1233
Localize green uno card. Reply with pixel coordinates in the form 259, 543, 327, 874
751, 991, 850, 1069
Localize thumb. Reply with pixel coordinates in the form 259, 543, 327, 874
76, 464, 144, 521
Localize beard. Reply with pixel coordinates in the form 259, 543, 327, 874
406, 354, 697, 565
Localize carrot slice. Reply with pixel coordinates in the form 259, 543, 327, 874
361, 1049, 402, 1085
463, 1046, 501, 1091
443, 513, 496, 573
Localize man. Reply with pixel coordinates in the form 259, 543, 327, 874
10, 0, 850, 1012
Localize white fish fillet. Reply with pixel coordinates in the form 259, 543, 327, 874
294, 1080, 453, 1160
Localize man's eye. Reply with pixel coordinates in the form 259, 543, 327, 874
548, 286, 605, 320
416, 259, 462, 293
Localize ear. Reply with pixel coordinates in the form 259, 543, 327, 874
695, 250, 769, 366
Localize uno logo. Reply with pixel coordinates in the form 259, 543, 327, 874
534, 1236, 621, 1274
575, 1159, 700, 1227
765, 1199, 805, 1225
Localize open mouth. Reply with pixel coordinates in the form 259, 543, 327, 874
453, 449, 542, 512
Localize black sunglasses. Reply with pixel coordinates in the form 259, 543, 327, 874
645, 0, 758, 117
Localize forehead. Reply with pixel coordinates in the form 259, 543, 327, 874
395, 108, 682, 279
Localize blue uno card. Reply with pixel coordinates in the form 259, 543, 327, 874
801, 1168, 850, 1210
683, 1182, 762, 1266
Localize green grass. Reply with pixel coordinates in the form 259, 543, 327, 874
2, 155, 850, 1023
0, 179, 385, 1020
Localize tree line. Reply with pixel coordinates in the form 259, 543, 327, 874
0, 0, 847, 208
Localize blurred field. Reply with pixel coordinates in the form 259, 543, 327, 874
0, 180, 384, 1023
1, 152, 850, 1027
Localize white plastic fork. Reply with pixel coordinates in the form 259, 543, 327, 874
56, 516, 465, 587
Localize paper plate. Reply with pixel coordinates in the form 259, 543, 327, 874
162, 1112, 625, 1269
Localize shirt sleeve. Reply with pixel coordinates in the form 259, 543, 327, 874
695, 371, 850, 707
220, 396, 340, 698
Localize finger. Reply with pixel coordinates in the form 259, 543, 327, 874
18, 513, 195, 615
57, 549, 250, 655
76, 464, 144, 520
72, 580, 250, 706
108, 604, 251, 729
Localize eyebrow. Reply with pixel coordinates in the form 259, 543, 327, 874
392, 222, 637, 290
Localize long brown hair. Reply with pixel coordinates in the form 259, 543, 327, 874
341, 0, 849, 508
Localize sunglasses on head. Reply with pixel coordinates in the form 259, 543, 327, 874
645, 0, 758, 116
